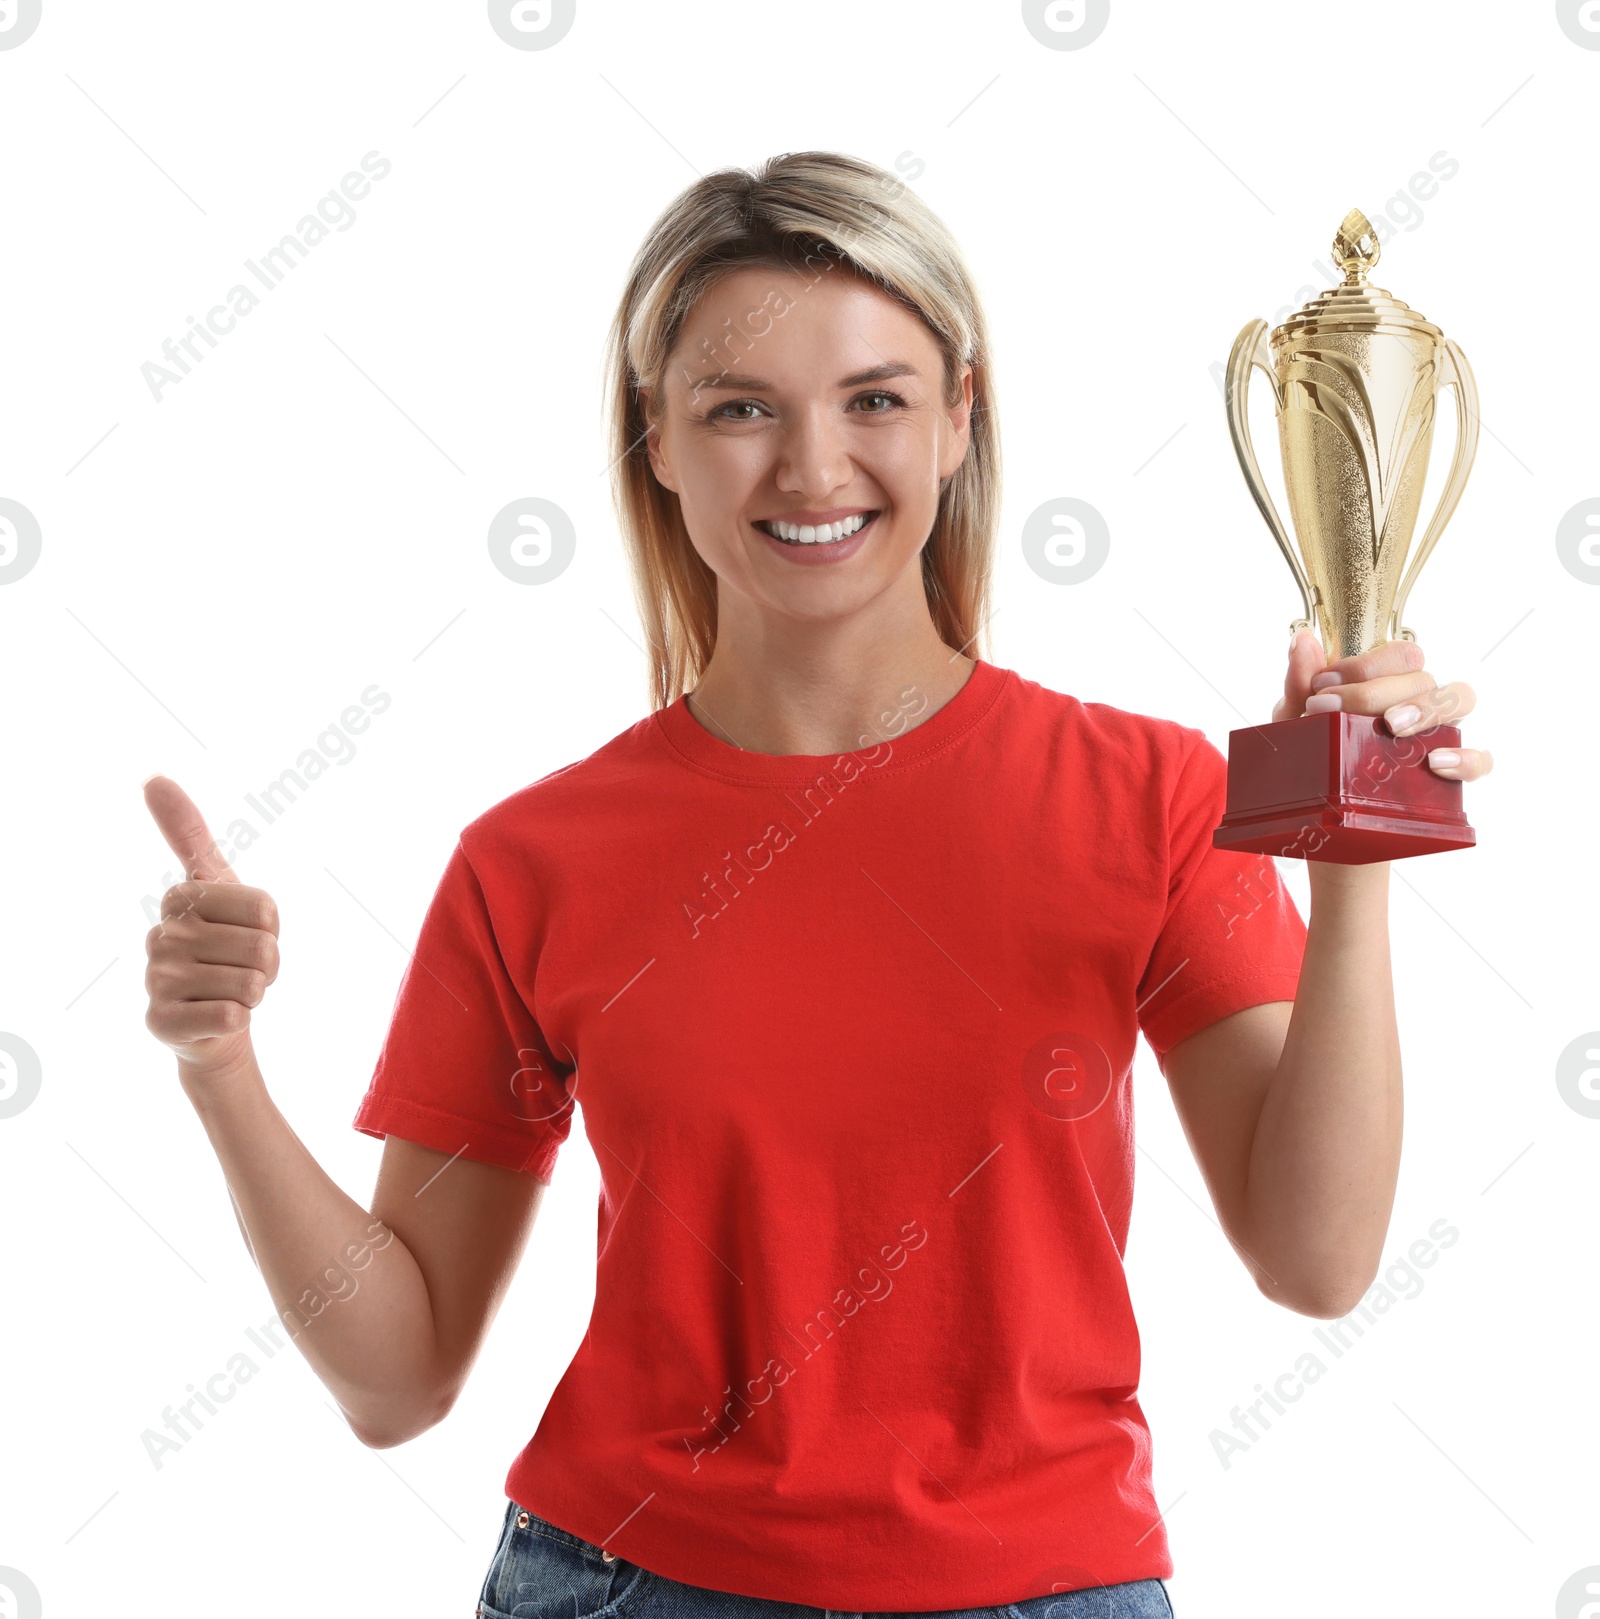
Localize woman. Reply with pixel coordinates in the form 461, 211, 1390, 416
142, 151, 1491, 1617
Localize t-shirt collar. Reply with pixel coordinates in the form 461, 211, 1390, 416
652, 657, 1009, 785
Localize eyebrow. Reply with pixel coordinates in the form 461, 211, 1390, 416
686, 360, 921, 394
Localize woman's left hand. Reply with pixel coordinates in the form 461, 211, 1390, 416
1275, 629, 1495, 782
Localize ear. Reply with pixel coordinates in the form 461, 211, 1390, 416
637, 386, 677, 492
938, 364, 975, 481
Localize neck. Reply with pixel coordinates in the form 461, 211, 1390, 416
685, 588, 975, 758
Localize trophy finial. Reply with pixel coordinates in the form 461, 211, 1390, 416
1333, 209, 1381, 281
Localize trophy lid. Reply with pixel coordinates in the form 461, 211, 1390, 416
1272, 208, 1444, 345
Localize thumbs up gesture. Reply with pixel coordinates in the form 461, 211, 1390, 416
142, 776, 281, 1079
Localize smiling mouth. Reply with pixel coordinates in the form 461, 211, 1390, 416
754, 510, 880, 546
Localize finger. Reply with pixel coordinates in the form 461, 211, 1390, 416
158, 881, 278, 934
1313, 676, 1477, 736
1275, 628, 1329, 722
146, 960, 269, 1009
1402, 679, 1476, 730
144, 776, 238, 884
1303, 668, 1438, 722
1424, 745, 1493, 782
145, 999, 251, 1045
147, 916, 280, 980
1309, 637, 1428, 689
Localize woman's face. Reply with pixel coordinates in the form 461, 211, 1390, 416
642, 264, 973, 628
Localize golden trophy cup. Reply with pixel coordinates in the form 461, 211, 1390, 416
1212, 208, 1479, 863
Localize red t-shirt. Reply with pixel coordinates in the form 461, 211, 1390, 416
352, 658, 1306, 1609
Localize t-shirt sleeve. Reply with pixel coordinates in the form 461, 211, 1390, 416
1135, 729, 1307, 1061
351, 837, 576, 1183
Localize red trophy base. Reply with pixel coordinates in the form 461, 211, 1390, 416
1212, 710, 1475, 864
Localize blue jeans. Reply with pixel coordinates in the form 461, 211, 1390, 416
477, 1499, 1176, 1619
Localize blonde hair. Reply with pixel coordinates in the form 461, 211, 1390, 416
603, 150, 1001, 712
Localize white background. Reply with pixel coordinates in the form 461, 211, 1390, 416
1, 2, 1593, 1615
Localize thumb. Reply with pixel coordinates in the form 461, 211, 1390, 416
142, 775, 239, 884
1278, 628, 1329, 720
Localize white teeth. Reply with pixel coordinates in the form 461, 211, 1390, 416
760, 511, 875, 545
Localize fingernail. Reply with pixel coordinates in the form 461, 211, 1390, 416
1386, 704, 1422, 732
1428, 748, 1461, 769
1304, 691, 1342, 714
1310, 671, 1343, 691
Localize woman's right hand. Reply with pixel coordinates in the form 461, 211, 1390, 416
142, 775, 280, 1082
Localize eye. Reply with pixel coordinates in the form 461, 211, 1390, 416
710, 399, 763, 422
853, 390, 908, 414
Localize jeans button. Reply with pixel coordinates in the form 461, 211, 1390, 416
602, 1550, 617, 1563
515, 1511, 530, 1529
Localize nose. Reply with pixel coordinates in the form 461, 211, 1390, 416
772, 404, 855, 502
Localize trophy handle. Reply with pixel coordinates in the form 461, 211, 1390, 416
1387, 337, 1479, 643
1225, 319, 1317, 636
